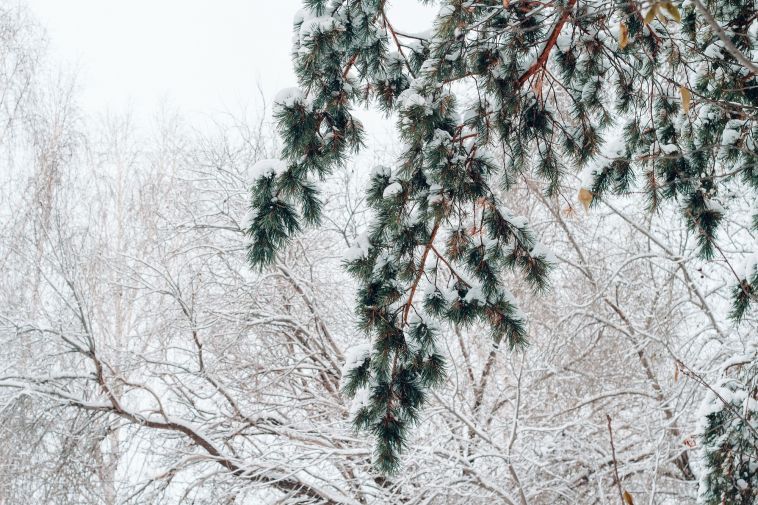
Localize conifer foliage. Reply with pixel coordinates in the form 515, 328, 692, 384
696, 354, 758, 505
246, 0, 758, 472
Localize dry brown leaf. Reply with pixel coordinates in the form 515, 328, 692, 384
680, 86, 691, 113
502, 0, 510, 8
643, 5, 658, 25
578, 188, 593, 212
674, 362, 680, 382
661, 2, 682, 22
623, 490, 635, 505
619, 23, 629, 49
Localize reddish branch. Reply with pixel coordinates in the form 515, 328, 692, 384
383, 10, 416, 79
517, 0, 578, 87
342, 53, 359, 79
403, 218, 442, 326
430, 243, 470, 286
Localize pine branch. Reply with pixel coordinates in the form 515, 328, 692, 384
516, 0, 578, 87
402, 217, 442, 326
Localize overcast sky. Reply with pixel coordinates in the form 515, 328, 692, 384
25, 0, 435, 126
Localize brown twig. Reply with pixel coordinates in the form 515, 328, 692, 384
382, 10, 416, 79
606, 415, 626, 505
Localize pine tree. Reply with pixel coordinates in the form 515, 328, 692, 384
695, 353, 758, 505
246, 0, 758, 472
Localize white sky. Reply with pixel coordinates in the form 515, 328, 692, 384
25, 0, 435, 126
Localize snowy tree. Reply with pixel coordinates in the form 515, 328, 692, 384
690, 352, 758, 505
0, 1, 756, 502
5, 117, 727, 502
248, 0, 758, 471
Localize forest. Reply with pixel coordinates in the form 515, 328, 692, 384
0, 0, 756, 504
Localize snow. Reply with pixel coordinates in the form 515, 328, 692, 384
299, 15, 342, 45
371, 164, 391, 178
530, 243, 557, 266
580, 126, 626, 189
372, 249, 392, 275
292, 8, 308, 27
510, 215, 528, 229
498, 286, 525, 322
242, 207, 258, 230
604, 128, 626, 156
737, 251, 758, 280
474, 148, 495, 164
464, 285, 485, 306
704, 42, 724, 60
579, 165, 599, 190
428, 183, 444, 204
498, 205, 529, 229
462, 104, 480, 123
438, 4, 455, 18
720, 120, 745, 146
704, 198, 724, 215
341, 343, 371, 378
349, 386, 372, 415
445, 49, 461, 62
398, 87, 430, 112
383, 181, 403, 198
419, 59, 437, 75
481, 234, 498, 250
556, 31, 573, 53
405, 203, 422, 225
660, 143, 678, 155
273, 86, 310, 113
345, 232, 372, 261
440, 283, 459, 303
428, 129, 452, 151
250, 158, 287, 181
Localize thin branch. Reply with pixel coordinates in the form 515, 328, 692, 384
690, 0, 758, 75
606, 415, 626, 505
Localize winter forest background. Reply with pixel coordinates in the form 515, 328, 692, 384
0, 0, 756, 504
